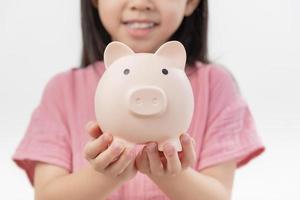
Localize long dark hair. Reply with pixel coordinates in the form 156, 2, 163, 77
80, 0, 209, 67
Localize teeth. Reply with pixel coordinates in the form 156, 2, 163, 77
126, 22, 155, 29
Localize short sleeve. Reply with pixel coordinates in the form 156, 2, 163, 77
12, 73, 72, 185
198, 66, 265, 170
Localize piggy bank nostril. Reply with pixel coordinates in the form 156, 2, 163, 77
135, 97, 142, 104
152, 97, 158, 105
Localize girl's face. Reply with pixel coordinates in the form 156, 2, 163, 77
94, 0, 199, 53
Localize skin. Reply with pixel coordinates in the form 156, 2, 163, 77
35, 121, 235, 200
83, 122, 137, 182
93, 0, 200, 53
34, 1, 236, 199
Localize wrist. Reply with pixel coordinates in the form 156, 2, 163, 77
148, 167, 191, 183
87, 164, 124, 187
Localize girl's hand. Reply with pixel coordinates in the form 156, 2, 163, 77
135, 134, 196, 177
83, 121, 137, 182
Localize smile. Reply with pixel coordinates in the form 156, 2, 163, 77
124, 22, 156, 29
122, 20, 159, 38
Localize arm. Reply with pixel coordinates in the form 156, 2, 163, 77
149, 161, 236, 200
34, 121, 137, 200
136, 134, 236, 200
34, 162, 123, 200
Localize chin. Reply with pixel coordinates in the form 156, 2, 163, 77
127, 42, 156, 53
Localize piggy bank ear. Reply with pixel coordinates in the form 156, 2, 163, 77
104, 41, 134, 68
154, 41, 186, 70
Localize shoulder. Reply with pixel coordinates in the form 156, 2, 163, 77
189, 61, 239, 94
43, 61, 105, 95
48, 62, 104, 84
189, 61, 236, 82
208, 63, 238, 88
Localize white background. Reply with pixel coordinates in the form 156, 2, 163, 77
1, 0, 299, 199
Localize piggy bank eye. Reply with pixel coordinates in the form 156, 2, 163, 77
162, 68, 168, 75
123, 68, 130, 75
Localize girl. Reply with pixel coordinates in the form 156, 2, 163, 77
13, 0, 265, 199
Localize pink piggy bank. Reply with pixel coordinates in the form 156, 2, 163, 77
94, 41, 194, 151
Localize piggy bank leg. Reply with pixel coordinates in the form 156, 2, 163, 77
158, 137, 182, 152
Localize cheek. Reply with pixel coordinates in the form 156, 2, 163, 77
161, 7, 185, 33
98, 5, 120, 34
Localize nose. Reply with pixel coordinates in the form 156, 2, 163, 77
127, 86, 167, 116
129, 0, 153, 11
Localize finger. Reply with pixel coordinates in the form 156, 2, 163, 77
180, 134, 196, 169
135, 146, 150, 174
158, 151, 167, 166
118, 159, 136, 180
106, 147, 136, 176
93, 142, 125, 172
163, 143, 181, 175
86, 121, 102, 139
84, 133, 113, 160
146, 143, 164, 176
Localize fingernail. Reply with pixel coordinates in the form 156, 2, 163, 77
164, 144, 175, 156
146, 143, 157, 153
182, 134, 190, 144
128, 149, 136, 159
112, 143, 123, 154
85, 121, 94, 130
103, 133, 112, 141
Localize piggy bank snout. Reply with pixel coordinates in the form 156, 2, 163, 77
127, 86, 167, 116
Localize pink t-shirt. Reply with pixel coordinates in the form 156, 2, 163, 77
13, 61, 265, 199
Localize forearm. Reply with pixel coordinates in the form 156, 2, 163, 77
149, 167, 230, 200
35, 165, 122, 200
